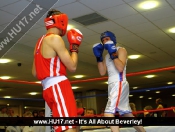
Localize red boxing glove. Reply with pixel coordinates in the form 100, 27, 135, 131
67, 28, 83, 53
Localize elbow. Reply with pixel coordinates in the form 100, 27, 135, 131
32, 70, 36, 77
117, 67, 124, 73
118, 69, 124, 73
69, 67, 77, 73
99, 71, 106, 76
100, 73, 105, 76
32, 73, 36, 77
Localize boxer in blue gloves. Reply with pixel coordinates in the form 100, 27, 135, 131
93, 31, 145, 132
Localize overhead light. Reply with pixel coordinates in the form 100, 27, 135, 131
133, 87, 138, 89
4, 96, 11, 98
129, 95, 133, 97
139, 1, 159, 9
172, 94, 175, 97
0, 76, 11, 80
24, 106, 27, 109
0, 59, 11, 63
29, 92, 37, 95
35, 81, 41, 84
167, 82, 173, 85
72, 86, 79, 89
139, 96, 144, 98
7, 104, 9, 106
145, 75, 155, 78
67, 25, 74, 30
146, 90, 150, 92
128, 55, 140, 59
155, 91, 160, 93
74, 75, 84, 78
168, 27, 175, 33
105, 82, 108, 84
148, 97, 152, 99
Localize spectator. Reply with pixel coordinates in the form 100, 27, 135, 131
6, 126, 22, 132
7, 108, 17, 117
138, 105, 155, 117
143, 105, 154, 117
38, 110, 45, 117
100, 107, 105, 117
166, 106, 175, 117
0, 106, 8, 117
22, 111, 45, 132
81, 108, 106, 130
0, 106, 8, 132
85, 108, 96, 117
156, 98, 167, 117
32, 110, 38, 117
81, 107, 86, 116
76, 99, 84, 116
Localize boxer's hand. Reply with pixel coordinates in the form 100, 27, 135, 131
67, 28, 83, 53
104, 41, 118, 60
93, 43, 104, 62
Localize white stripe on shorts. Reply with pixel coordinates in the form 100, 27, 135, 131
52, 85, 66, 130
55, 84, 73, 129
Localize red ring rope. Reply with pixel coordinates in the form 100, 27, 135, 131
82, 107, 175, 117
0, 66, 175, 85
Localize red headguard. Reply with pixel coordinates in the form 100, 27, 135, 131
44, 13, 68, 36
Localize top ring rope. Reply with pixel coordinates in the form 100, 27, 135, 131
0, 66, 175, 85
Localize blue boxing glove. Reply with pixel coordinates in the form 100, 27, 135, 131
93, 43, 104, 62
104, 41, 118, 60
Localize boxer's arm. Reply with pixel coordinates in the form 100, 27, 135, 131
97, 60, 106, 76
32, 61, 36, 77
113, 48, 127, 72
32, 46, 37, 77
51, 35, 78, 72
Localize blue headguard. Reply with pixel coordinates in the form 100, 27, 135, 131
100, 31, 117, 44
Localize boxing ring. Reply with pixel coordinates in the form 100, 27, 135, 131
1, 66, 175, 132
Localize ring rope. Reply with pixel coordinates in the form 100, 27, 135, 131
0, 66, 175, 85
82, 107, 175, 117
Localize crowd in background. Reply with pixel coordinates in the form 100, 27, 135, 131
0, 107, 45, 132
129, 98, 175, 118
0, 98, 175, 131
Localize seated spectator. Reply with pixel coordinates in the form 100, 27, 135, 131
166, 106, 175, 117
138, 105, 155, 117
22, 111, 45, 132
76, 99, 84, 116
75, 99, 84, 132
100, 107, 105, 117
0, 106, 8, 117
0, 106, 8, 132
156, 98, 167, 117
84, 108, 96, 117
32, 110, 38, 118
6, 126, 22, 132
38, 110, 45, 117
143, 105, 154, 117
7, 108, 17, 117
81, 108, 106, 130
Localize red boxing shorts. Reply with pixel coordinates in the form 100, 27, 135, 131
42, 76, 77, 131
